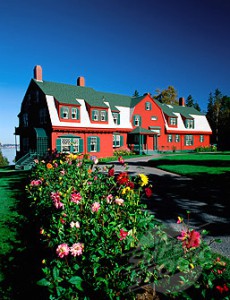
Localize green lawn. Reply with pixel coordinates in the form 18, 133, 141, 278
149, 152, 230, 176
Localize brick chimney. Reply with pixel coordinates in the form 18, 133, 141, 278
179, 97, 185, 107
77, 76, 85, 87
33, 65, 43, 81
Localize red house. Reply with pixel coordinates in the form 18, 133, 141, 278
15, 66, 212, 169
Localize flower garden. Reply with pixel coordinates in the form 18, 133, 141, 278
24, 152, 229, 299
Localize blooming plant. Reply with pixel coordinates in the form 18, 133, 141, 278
26, 153, 229, 299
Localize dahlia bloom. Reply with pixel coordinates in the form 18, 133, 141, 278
178, 229, 201, 249
117, 172, 129, 186
108, 168, 115, 177
70, 242, 84, 256
106, 194, 113, 204
70, 192, 82, 204
145, 187, 153, 198
51, 191, 64, 209
119, 229, 129, 240
91, 202, 101, 212
115, 198, 124, 206
118, 156, 125, 164
30, 179, 42, 186
56, 243, 69, 258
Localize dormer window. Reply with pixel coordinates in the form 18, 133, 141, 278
92, 110, 98, 121
101, 111, 106, 121
61, 107, 69, 119
170, 117, 177, 126
71, 107, 79, 120
185, 119, 194, 129
112, 112, 120, 125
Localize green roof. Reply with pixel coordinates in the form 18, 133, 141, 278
129, 127, 156, 135
155, 100, 204, 118
34, 79, 132, 108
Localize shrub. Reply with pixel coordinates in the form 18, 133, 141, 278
26, 153, 229, 299
113, 147, 135, 157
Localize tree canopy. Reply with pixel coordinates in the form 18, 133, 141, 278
154, 86, 178, 105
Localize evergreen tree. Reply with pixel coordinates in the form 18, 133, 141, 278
186, 95, 201, 111
133, 90, 139, 97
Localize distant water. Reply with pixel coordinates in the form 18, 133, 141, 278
1, 148, 16, 165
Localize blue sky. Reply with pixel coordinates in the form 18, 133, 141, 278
0, 0, 230, 144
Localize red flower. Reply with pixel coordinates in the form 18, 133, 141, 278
116, 172, 129, 186
186, 230, 201, 248
216, 284, 229, 293
145, 187, 153, 198
108, 168, 115, 177
119, 229, 128, 240
127, 181, 135, 189
118, 156, 125, 165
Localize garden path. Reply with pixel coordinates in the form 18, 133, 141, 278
99, 155, 230, 259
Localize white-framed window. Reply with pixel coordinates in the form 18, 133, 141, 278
61, 107, 69, 119
175, 134, 180, 143
170, 117, 177, 126
168, 134, 173, 143
151, 116, 157, 121
90, 137, 97, 152
185, 135, 193, 146
113, 135, 120, 147
72, 108, 79, 119
185, 119, 194, 129
134, 116, 140, 126
92, 110, 98, 121
145, 102, 151, 111
61, 138, 71, 152
200, 135, 204, 142
112, 112, 120, 124
101, 111, 106, 121
72, 138, 79, 152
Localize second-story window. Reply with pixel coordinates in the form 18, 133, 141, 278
185, 119, 194, 129
112, 112, 120, 125
101, 111, 106, 121
61, 107, 69, 119
92, 110, 98, 121
39, 108, 47, 124
71, 108, 79, 120
170, 117, 177, 126
134, 115, 141, 126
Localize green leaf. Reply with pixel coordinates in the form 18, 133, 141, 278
68, 276, 84, 291
214, 238, 222, 243
73, 263, 80, 271
37, 278, 51, 287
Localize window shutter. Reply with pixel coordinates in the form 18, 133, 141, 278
105, 111, 108, 121
149, 103, 152, 110
117, 113, 120, 125
120, 135, 124, 146
97, 137, 100, 152
92, 110, 97, 120
76, 108, 80, 120
79, 138, 83, 153
61, 107, 65, 118
139, 115, 142, 126
87, 137, 91, 152
56, 138, 61, 152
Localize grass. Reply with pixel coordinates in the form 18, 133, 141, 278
148, 152, 230, 176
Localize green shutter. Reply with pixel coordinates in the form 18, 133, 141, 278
56, 138, 61, 152
76, 108, 80, 120
150, 103, 152, 110
97, 137, 100, 152
87, 137, 91, 152
79, 138, 83, 152
105, 111, 108, 121
117, 113, 120, 125
139, 115, 142, 126
61, 107, 65, 118
120, 135, 124, 146
92, 110, 97, 120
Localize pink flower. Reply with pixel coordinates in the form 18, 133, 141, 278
106, 194, 113, 204
177, 216, 184, 224
115, 198, 124, 206
119, 229, 129, 240
178, 229, 201, 249
30, 179, 42, 186
60, 169, 66, 175
51, 191, 64, 209
71, 192, 82, 204
70, 242, 84, 256
56, 243, 69, 258
91, 202, 100, 212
